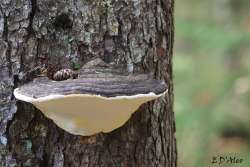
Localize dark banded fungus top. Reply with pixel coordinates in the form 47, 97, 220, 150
16, 70, 167, 98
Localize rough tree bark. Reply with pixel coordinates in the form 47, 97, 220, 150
0, 0, 176, 166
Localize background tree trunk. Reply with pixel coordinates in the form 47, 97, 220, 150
0, 0, 176, 166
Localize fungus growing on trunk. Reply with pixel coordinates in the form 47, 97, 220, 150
14, 69, 167, 136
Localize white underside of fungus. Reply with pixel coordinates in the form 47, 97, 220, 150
14, 90, 167, 136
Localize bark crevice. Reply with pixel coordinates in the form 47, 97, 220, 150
26, 0, 37, 41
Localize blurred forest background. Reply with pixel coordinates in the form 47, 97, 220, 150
174, 0, 250, 166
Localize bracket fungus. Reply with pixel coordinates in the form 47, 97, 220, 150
14, 69, 167, 136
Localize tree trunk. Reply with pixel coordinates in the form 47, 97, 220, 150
0, 0, 176, 166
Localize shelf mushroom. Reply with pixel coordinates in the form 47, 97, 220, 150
14, 70, 167, 136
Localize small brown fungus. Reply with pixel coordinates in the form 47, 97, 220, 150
53, 69, 78, 81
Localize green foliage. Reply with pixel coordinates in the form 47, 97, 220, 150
175, 0, 250, 166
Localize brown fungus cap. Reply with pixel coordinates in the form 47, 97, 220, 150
14, 70, 167, 136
